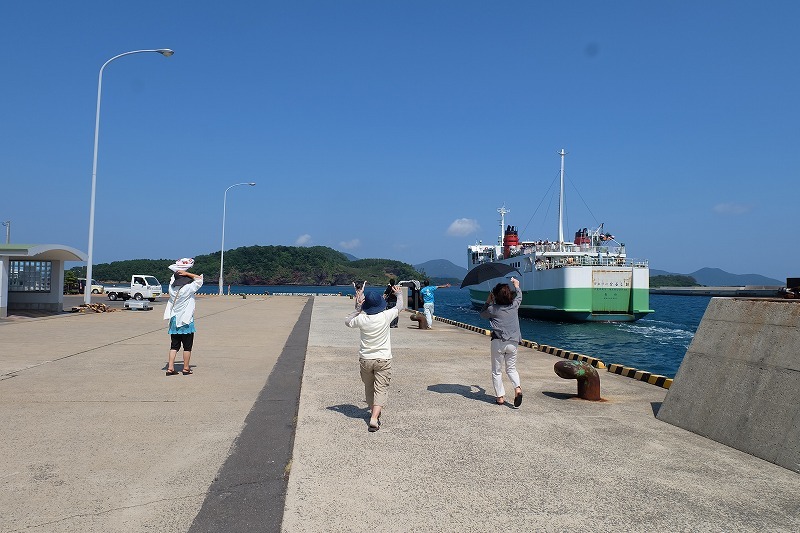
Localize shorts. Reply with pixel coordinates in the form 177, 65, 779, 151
170, 333, 194, 351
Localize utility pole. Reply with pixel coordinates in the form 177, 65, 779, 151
1, 221, 9, 244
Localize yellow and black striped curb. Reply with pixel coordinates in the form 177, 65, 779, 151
432, 316, 604, 369
434, 315, 491, 335
429, 313, 673, 389
535, 344, 606, 369
607, 363, 673, 389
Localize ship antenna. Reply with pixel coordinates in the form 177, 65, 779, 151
558, 149, 566, 243
497, 205, 510, 245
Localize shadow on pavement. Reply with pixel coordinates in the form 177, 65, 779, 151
327, 403, 369, 419
650, 401, 662, 417
427, 383, 500, 405
541, 391, 577, 400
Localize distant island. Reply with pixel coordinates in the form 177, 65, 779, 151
649, 267, 783, 287
72, 248, 785, 288
71, 245, 425, 286
416, 261, 784, 287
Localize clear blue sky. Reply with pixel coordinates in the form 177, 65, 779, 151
2, 1, 798, 281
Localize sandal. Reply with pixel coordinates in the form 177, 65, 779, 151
182, 369, 193, 375
514, 390, 523, 407
166, 369, 179, 376
368, 416, 381, 432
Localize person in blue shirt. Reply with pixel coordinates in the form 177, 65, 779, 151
419, 279, 451, 329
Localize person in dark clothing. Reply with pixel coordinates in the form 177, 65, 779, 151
384, 278, 399, 328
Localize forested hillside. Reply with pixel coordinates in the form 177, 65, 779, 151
649, 275, 700, 288
71, 245, 424, 286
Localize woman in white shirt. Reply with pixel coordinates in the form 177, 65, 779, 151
345, 284, 402, 431
164, 258, 203, 376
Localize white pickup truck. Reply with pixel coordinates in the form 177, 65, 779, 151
106, 275, 163, 302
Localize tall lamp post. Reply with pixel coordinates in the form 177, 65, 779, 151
84, 48, 174, 305
219, 182, 256, 295
1, 221, 9, 244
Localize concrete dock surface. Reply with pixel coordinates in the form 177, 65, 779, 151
1, 295, 798, 532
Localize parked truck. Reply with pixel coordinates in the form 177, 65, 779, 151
106, 275, 163, 301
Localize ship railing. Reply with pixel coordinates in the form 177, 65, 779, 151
534, 258, 563, 270
528, 243, 627, 255
532, 255, 647, 269
578, 256, 618, 267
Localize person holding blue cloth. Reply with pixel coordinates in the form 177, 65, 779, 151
164, 258, 204, 376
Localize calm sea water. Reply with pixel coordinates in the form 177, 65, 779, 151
197, 285, 709, 378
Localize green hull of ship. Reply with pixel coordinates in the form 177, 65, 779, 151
469, 287, 653, 323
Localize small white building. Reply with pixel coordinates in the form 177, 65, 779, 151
0, 244, 86, 318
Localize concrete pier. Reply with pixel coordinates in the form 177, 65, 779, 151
658, 297, 800, 472
1, 296, 799, 532
650, 286, 782, 297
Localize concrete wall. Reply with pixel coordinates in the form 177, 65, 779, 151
657, 298, 800, 473
0, 258, 8, 318
0, 258, 65, 315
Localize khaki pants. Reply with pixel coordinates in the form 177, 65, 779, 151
359, 358, 392, 407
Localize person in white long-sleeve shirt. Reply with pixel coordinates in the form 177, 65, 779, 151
345, 283, 402, 432
163, 258, 203, 376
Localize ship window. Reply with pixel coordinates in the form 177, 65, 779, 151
8, 261, 52, 292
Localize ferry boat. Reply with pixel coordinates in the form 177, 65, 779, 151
466, 149, 653, 322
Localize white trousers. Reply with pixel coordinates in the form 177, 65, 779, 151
423, 302, 434, 328
491, 338, 520, 398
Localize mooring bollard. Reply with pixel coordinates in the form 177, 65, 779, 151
554, 360, 601, 401
410, 312, 429, 330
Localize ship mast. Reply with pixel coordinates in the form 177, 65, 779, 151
497, 205, 509, 245
558, 149, 566, 243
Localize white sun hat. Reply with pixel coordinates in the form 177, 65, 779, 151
168, 258, 195, 272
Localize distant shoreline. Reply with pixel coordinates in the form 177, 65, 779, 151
650, 286, 783, 297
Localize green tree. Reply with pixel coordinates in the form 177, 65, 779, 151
71, 246, 426, 286
63, 270, 79, 294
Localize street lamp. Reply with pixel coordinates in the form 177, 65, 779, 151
1, 221, 9, 244
219, 182, 257, 295
84, 48, 174, 305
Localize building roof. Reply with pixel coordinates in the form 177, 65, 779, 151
0, 244, 87, 262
